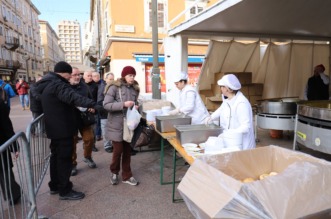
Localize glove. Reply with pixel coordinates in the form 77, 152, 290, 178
168, 108, 180, 115
204, 116, 212, 125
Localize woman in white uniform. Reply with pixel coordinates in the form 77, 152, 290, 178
168, 72, 210, 124
206, 74, 255, 150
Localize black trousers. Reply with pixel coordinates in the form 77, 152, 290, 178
48, 137, 73, 196
0, 168, 21, 202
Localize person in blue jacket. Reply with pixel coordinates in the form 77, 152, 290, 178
0, 79, 16, 111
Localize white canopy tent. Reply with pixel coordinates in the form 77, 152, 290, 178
166, 0, 331, 99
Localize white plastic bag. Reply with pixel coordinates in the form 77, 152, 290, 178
126, 105, 142, 131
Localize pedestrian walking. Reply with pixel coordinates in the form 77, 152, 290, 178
103, 66, 140, 186
92, 71, 102, 141
35, 61, 96, 200
16, 78, 30, 110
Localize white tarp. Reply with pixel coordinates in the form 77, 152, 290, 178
199, 40, 330, 99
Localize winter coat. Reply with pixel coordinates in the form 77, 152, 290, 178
71, 79, 95, 129
35, 72, 96, 139
85, 81, 98, 101
97, 80, 108, 119
178, 85, 210, 124
0, 99, 19, 170
16, 81, 29, 95
103, 78, 140, 142
29, 83, 43, 114
210, 91, 255, 150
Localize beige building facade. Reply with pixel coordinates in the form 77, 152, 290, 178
86, 0, 218, 94
57, 20, 82, 64
0, 0, 43, 82
39, 20, 65, 74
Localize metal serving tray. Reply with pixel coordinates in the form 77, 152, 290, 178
155, 115, 192, 133
175, 124, 222, 144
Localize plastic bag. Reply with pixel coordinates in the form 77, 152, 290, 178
126, 105, 142, 131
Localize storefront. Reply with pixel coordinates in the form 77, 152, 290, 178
135, 55, 204, 93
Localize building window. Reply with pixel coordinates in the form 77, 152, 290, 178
144, 0, 167, 32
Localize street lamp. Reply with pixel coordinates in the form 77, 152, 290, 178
22, 54, 30, 82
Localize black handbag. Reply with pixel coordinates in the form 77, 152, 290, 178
80, 111, 96, 126
131, 118, 155, 148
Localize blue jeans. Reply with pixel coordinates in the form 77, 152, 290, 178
100, 119, 112, 149
19, 94, 29, 108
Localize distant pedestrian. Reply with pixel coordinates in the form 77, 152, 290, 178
83, 70, 99, 152
70, 67, 97, 176
104, 66, 140, 186
0, 98, 21, 205
98, 72, 114, 153
16, 78, 30, 110
0, 79, 16, 111
35, 61, 96, 200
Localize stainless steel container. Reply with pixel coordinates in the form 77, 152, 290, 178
297, 100, 331, 121
155, 115, 192, 133
175, 124, 222, 144
258, 97, 299, 115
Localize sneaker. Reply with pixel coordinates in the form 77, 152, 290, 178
105, 147, 113, 153
59, 190, 85, 200
83, 157, 96, 168
92, 146, 98, 152
71, 166, 78, 176
122, 177, 139, 186
110, 173, 119, 185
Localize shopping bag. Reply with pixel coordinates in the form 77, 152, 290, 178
123, 117, 134, 143
126, 105, 142, 131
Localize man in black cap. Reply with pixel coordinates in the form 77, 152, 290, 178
35, 61, 96, 200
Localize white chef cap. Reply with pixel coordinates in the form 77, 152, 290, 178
217, 74, 241, 90
173, 71, 188, 83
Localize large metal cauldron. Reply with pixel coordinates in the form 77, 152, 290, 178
258, 97, 299, 115
296, 100, 331, 155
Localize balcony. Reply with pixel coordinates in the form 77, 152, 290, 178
4, 36, 20, 51
5, 60, 21, 69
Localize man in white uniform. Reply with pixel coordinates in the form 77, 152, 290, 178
168, 72, 210, 124
205, 74, 255, 150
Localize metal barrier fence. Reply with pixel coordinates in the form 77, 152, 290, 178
0, 114, 50, 219
0, 132, 37, 219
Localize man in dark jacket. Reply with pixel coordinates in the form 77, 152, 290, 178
83, 70, 99, 152
35, 61, 96, 200
0, 98, 21, 205
30, 74, 43, 119
70, 67, 97, 176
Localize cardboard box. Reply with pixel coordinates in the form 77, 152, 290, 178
240, 85, 249, 96
225, 72, 252, 84
199, 90, 214, 105
141, 99, 173, 111
248, 83, 264, 96
214, 72, 224, 81
211, 84, 221, 97
205, 97, 221, 111
249, 95, 262, 105
178, 146, 331, 219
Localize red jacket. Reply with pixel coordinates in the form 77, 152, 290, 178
16, 81, 29, 95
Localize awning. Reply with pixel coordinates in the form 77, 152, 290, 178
168, 0, 331, 41
0, 69, 13, 75
134, 54, 205, 63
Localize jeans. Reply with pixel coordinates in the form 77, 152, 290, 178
100, 119, 112, 149
19, 94, 29, 108
49, 137, 73, 196
72, 125, 94, 166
